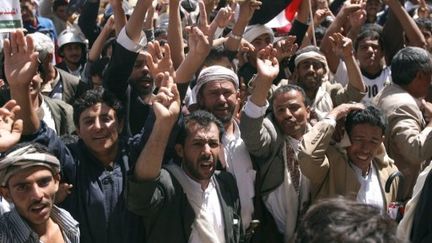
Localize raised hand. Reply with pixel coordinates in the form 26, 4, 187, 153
197, 0, 217, 40
327, 102, 365, 120
213, 3, 235, 29
348, 7, 366, 30
185, 26, 212, 57
145, 41, 175, 80
151, 72, 180, 126
249, 44, 279, 106
4, 30, 39, 89
274, 35, 298, 61
256, 44, 280, 85
0, 100, 23, 152
329, 32, 354, 60
339, 0, 364, 18
238, 0, 262, 23
313, 8, 333, 26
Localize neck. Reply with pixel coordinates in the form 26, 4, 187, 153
223, 120, 235, 137
361, 66, 382, 78
65, 61, 79, 72
200, 180, 210, 191
92, 143, 119, 168
305, 88, 318, 102
30, 217, 54, 238
140, 93, 154, 104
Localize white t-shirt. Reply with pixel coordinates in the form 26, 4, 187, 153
333, 61, 391, 104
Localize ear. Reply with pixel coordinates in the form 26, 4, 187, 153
53, 173, 60, 191
0, 186, 11, 202
306, 105, 311, 120
175, 144, 184, 159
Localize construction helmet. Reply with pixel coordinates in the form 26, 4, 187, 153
57, 28, 88, 57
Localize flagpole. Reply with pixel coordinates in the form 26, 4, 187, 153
307, 0, 317, 47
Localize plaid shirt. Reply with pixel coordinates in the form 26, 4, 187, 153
0, 205, 79, 243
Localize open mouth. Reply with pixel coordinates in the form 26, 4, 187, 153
30, 204, 49, 215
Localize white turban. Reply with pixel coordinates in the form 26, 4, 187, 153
243, 24, 275, 43
189, 65, 239, 106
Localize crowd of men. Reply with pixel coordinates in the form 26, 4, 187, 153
0, 0, 432, 242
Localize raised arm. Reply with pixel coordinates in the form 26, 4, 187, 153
110, 0, 127, 36
4, 31, 40, 135
168, 0, 185, 68
134, 72, 180, 181
383, 0, 426, 63
320, 2, 363, 73
225, 0, 262, 51
126, 0, 152, 43
240, 45, 279, 158
299, 103, 364, 184
329, 32, 365, 93
88, 16, 115, 62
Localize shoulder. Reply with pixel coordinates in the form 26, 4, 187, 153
57, 68, 80, 84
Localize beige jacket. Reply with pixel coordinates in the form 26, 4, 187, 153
374, 83, 432, 200
298, 120, 399, 209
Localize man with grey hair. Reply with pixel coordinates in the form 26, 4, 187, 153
29, 32, 89, 105
374, 46, 432, 201
0, 142, 80, 242
2, 32, 77, 136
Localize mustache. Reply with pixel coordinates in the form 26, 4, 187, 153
29, 199, 50, 209
199, 154, 213, 162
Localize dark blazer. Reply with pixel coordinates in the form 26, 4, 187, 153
127, 168, 243, 243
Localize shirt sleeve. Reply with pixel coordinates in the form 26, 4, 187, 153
243, 96, 269, 119
117, 27, 148, 53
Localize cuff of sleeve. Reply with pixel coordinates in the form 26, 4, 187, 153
323, 116, 337, 128
117, 27, 148, 53
243, 96, 269, 119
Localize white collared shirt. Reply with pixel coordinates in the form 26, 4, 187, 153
185, 175, 225, 243
220, 121, 256, 230
351, 163, 385, 211
38, 97, 57, 134
264, 136, 301, 234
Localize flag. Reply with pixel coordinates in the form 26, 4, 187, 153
266, 0, 303, 33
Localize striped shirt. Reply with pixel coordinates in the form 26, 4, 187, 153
0, 205, 80, 243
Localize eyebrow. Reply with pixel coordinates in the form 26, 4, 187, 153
11, 175, 53, 188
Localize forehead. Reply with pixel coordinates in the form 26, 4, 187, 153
64, 43, 82, 49
273, 90, 306, 106
201, 80, 236, 92
350, 123, 383, 137
186, 122, 220, 140
253, 33, 272, 42
298, 58, 323, 66
79, 103, 116, 119
8, 166, 53, 186
358, 37, 380, 46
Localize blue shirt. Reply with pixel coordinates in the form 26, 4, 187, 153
24, 16, 57, 41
